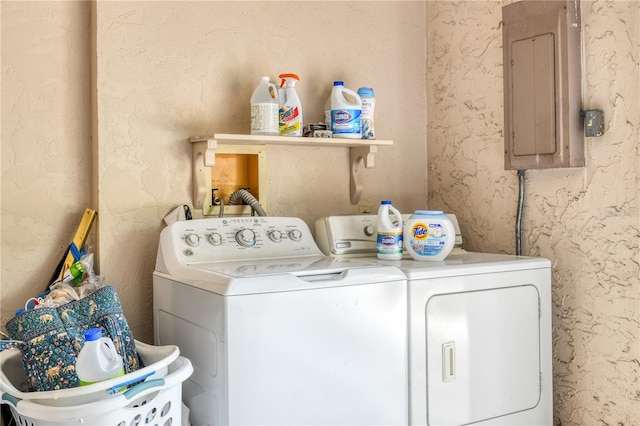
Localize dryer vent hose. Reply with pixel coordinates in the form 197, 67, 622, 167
229, 189, 267, 216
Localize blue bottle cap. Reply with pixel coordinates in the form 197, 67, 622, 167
333, 81, 344, 86
381, 200, 392, 205
84, 327, 103, 341
358, 87, 374, 97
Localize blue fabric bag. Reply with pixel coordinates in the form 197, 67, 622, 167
0, 285, 140, 391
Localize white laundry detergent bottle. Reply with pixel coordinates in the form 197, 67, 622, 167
76, 327, 125, 386
278, 73, 303, 136
404, 210, 455, 261
330, 81, 362, 139
377, 200, 403, 260
251, 76, 279, 136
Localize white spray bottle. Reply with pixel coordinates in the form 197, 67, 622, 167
278, 73, 303, 136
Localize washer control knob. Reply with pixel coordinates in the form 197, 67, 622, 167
236, 229, 256, 247
364, 225, 375, 236
185, 233, 200, 247
288, 229, 303, 241
207, 233, 223, 246
269, 230, 283, 242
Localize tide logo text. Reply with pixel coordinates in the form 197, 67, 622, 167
411, 223, 429, 240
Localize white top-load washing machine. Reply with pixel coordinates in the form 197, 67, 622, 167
153, 216, 408, 426
316, 214, 553, 426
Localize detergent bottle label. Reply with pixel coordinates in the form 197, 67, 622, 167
408, 222, 447, 257
279, 106, 301, 135
331, 109, 361, 135
251, 103, 279, 134
376, 231, 403, 256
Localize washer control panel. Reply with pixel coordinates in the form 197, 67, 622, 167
160, 216, 323, 264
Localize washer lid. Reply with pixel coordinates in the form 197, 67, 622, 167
190, 255, 370, 278
155, 257, 406, 296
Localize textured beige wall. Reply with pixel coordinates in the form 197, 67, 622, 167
427, 1, 639, 424
1, 1, 92, 330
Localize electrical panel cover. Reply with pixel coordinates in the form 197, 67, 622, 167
503, 0, 584, 170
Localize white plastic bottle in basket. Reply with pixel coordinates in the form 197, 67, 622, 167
76, 327, 125, 386
377, 200, 403, 260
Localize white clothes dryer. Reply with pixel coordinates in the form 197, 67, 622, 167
316, 214, 552, 425
153, 216, 408, 426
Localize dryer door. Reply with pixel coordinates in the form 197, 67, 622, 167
426, 284, 540, 425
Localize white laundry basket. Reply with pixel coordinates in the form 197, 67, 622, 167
0, 341, 193, 425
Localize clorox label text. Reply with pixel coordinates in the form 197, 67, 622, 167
333, 110, 353, 123
381, 235, 396, 247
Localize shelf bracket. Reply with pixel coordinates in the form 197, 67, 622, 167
190, 137, 218, 208
350, 145, 377, 205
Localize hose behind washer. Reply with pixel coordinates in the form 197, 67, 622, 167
229, 189, 267, 216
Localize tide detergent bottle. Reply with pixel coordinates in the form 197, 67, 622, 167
278, 73, 303, 136
404, 210, 455, 261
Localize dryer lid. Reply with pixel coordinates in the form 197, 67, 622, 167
395, 252, 551, 279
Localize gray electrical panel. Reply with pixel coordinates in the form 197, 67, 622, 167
503, 1, 584, 170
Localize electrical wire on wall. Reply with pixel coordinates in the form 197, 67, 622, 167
516, 169, 526, 255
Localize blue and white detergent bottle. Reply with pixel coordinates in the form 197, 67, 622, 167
377, 200, 403, 260
330, 81, 362, 139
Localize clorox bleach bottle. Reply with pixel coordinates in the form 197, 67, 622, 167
76, 327, 125, 386
330, 81, 362, 139
251, 76, 279, 136
377, 200, 403, 260
278, 73, 303, 136
404, 210, 455, 261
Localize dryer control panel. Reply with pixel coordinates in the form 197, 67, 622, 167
315, 213, 462, 257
